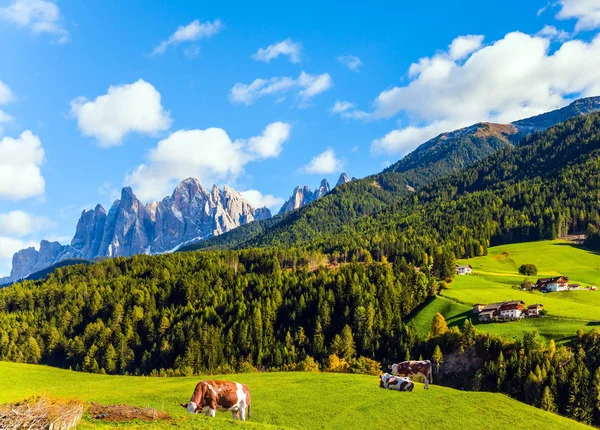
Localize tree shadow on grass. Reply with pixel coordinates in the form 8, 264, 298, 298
552, 241, 600, 256
447, 310, 472, 328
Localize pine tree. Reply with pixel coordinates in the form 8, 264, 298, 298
593, 367, 600, 424
432, 345, 443, 375
340, 325, 356, 360
431, 313, 448, 337
541, 386, 557, 413
104, 344, 117, 373
548, 339, 556, 360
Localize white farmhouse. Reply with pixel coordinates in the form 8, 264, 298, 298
498, 300, 525, 319
456, 265, 473, 275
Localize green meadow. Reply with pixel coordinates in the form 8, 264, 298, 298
0, 361, 591, 429
411, 240, 600, 342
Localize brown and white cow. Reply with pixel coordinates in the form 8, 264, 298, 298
388, 360, 433, 389
379, 373, 414, 392
180, 379, 251, 420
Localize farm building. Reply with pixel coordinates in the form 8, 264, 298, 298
498, 300, 526, 319
473, 300, 542, 322
456, 264, 473, 275
527, 304, 544, 317
473, 304, 486, 314
535, 276, 569, 292
473, 302, 503, 321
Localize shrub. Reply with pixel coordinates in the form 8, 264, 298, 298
325, 354, 350, 373
349, 356, 381, 375
519, 264, 538, 276
298, 355, 320, 372
237, 361, 258, 373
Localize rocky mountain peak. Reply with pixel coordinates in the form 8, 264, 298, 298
336, 173, 350, 186
279, 176, 353, 215
5, 178, 272, 283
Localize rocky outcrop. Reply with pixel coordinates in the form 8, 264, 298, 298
279, 174, 355, 214
278, 180, 329, 215
9, 240, 72, 282
4, 178, 272, 283
71, 204, 107, 260
336, 173, 350, 186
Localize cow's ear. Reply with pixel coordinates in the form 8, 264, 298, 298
387, 365, 392, 370
180, 403, 187, 408
379, 374, 383, 379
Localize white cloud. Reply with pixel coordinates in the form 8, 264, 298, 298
240, 190, 284, 211
337, 55, 362, 71
304, 148, 343, 174
245, 121, 290, 158
331, 100, 369, 120
0, 81, 15, 104
71, 79, 172, 147
448, 35, 484, 60
556, 0, 600, 31
372, 120, 459, 155
126, 122, 291, 201
0, 80, 15, 131
297, 72, 333, 106
230, 71, 332, 107
0, 130, 45, 200
536, 25, 572, 41
0, 0, 68, 43
0, 210, 53, 237
370, 31, 600, 155
252, 38, 301, 63
0, 236, 37, 260
153, 19, 223, 55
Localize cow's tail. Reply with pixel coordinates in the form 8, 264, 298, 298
248, 403, 252, 419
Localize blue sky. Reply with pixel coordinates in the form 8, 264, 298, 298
0, 0, 600, 276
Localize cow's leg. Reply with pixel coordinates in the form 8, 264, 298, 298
424, 374, 429, 390
206, 408, 216, 417
232, 410, 238, 420
239, 406, 246, 421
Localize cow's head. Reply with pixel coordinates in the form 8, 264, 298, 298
380, 372, 393, 385
389, 363, 399, 374
180, 401, 199, 414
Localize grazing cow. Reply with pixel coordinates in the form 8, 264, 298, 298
379, 373, 414, 392
180, 380, 251, 420
388, 360, 433, 389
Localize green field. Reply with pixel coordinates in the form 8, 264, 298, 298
414, 240, 600, 342
0, 362, 590, 429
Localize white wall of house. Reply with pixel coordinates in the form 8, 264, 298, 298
500, 309, 522, 318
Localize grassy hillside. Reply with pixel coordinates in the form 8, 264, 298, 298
411, 240, 600, 342
0, 362, 590, 430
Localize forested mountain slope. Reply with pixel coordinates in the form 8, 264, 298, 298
311, 112, 600, 263
184, 97, 600, 253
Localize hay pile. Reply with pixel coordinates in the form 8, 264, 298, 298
0, 395, 83, 430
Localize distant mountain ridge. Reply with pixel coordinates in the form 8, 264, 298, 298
384, 97, 600, 187
1, 178, 271, 285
